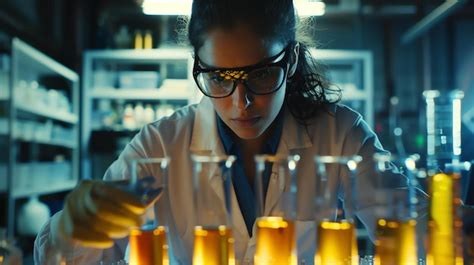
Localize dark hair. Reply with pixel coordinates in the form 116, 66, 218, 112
187, 0, 341, 123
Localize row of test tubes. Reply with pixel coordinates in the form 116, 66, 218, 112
122, 89, 471, 265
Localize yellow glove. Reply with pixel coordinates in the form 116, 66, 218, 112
57, 180, 146, 248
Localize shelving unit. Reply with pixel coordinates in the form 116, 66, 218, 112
11, 179, 77, 199
89, 80, 190, 100
16, 103, 78, 124
3, 38, 80, 236
82, 48, 198, 180
310, 49, 374, 127
0, 56, 9, 195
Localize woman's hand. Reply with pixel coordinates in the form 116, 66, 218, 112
57, 180, 146, 248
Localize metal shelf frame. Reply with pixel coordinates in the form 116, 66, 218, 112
81, 48, 197, 180
310, 49, 374, 127
5, 38, 80, 236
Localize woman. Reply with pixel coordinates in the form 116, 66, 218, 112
35, 0, 404, 264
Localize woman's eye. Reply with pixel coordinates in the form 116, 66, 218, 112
252, 69, 270, 79
208, 73, 225, 82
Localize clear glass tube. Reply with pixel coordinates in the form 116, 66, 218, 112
122, 157, 170, 265
191, 155, 236, 265
371, 153, 420, 265
253, 155, 300, 265
313, 155, 361, 265
423, 90, 470, 265
423, 90, 464, 174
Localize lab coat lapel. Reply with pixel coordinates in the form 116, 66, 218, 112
189, 97, 250, 244
264, 108, 313, 216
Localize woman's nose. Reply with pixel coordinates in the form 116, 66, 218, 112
232, 82, 253, 109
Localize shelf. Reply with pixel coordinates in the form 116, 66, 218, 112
16, 103, 78, 124
16, 137, 77, 149
11, 178, 77, 198
92, 127, 140, 133
13, 38, 79, 82
5, 38, 80, 237
91, 80, 191, 101
85, 48, 191, 62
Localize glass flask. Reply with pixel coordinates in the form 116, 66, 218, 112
253, 155, 300, 265
423, 90, 470, 265
120, 157, 170, 265
313, 155, 362, 265
191, 155, 236, 265
371, 153, 421, 265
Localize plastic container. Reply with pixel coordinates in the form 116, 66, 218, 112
118, 71, 160, 89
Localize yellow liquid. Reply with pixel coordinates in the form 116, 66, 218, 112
193, 225, 234, 265
374, 219, 417, 265
426, 173, 463, 265
254, 217, 296, 265
129, 226, 169, 265
315, 221, 359, 265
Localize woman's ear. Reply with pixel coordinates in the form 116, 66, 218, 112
288, 42, 300, 78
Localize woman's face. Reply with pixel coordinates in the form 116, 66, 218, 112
196, 26, 288, 140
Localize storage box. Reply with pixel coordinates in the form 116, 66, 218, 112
93, 70, 117, 88
118, 71, 160, 89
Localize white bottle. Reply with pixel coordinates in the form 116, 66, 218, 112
123, 104, 135, 130
134, 102, 145, 127
164, 104, 175, 117
155, 104, 165, 120
144, 104, 155, 124
17, 196, 51, 236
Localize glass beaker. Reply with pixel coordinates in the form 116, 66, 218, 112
423, 90, 470, 265
423, 90, 464, 174
371, 153, 420, 265
122, 157, 170, 265
313, 155, 361, 265
253, 155, 300, 265
425, 161, 471, 265
191, 155, 236, 265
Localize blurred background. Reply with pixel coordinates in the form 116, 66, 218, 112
0, 0, 473, 263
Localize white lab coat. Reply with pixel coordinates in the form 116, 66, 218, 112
34, 97, 405, 265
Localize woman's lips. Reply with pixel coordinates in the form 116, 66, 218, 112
230, 117, 261, 127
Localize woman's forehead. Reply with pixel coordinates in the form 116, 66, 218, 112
197, 27, 285, 69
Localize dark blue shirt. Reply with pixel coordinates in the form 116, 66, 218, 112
216, 112, 283, 236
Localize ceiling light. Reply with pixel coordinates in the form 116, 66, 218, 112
294, 0, 326, 16
142, 0, 192, 16
142, 0, 325, 17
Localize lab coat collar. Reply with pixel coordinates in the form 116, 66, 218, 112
190, 97, 226, 156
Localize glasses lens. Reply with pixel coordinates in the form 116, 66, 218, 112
246, 66, 285, 94
196, 71, 234, 97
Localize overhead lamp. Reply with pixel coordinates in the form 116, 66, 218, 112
142, 0, 325, 16
294, 0, 326, 16
142, 0, 192, 16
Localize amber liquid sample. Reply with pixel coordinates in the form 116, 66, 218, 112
129, 226, 168, 265
193, 225, 234, 265
254, 217, 296, 265
314, 221, 358, 265
426, 173, 463, 265
374, 219, 417, 265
